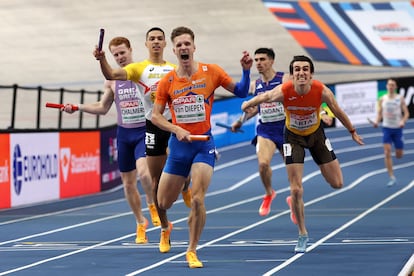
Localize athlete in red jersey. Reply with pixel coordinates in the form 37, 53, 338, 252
242, 55, 363, 254
152, 26, 252, 268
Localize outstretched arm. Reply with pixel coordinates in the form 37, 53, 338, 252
241, 84, 283, 112
93, 45, 127, 80
63, 81, 114, 115
322, 85, 364, 145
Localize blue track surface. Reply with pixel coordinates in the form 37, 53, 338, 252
1, 121, 414, 276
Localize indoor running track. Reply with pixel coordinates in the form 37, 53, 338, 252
1, 121, 414, 276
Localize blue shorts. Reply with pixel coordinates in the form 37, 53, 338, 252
163, 133, 216, 177
382, 127, 404, 149
117, 126, 146, 172
252, 120, 284, 150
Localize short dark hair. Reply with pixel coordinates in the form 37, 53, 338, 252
170, 26, 195, 42
146, 27, 165, 40
289, 55, 314, 74
254, 48, 275, 60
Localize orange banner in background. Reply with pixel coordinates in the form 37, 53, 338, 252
59, 131, 101, 198
0, 134, 10, 209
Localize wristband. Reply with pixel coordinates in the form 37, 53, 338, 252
349, 128, 356, 134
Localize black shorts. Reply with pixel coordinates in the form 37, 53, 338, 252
283, 124, 336, 165
145, 119, 171, 156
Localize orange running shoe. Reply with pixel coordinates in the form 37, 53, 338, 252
186, 251, 203, 268
286, 196, 298, 225
159, 222, 173, 253
135, 217, 148, 244
259, 190, 276, 216
148, 203, 160, 226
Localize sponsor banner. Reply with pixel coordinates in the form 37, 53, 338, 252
100, 126, 121, 191
335, 81, 378, 127
10, 133, 60, 207
0, 134, 11, 209
59, 131, 101, 198
263, 1, 414, 67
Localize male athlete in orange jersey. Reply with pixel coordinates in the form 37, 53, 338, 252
152, 26, 253, 268
242, 55, 364, 254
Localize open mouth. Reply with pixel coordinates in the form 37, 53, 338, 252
181, 54, 189, 60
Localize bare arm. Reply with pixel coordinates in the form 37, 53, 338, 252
93, 46, 127, 80
400, 95, 410, 127
374, 97, 383, 128
63, 81, 114, 114
151, 103, 192, 142
241, 84, 283, 112
322, 85, 364, 145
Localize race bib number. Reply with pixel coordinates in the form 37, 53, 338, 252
172, 95, 206, 123
259, 102, 285, 123
288, 112, 317, 131
120, 99, 145, 124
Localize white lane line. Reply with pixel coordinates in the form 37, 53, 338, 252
1, 150, 413, 274
398, 253, 414, 276
263, 179, 414, 276
125, 162, 414, 275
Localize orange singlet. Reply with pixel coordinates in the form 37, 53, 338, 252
155, 62, 233, 135
282, 80, 324, 136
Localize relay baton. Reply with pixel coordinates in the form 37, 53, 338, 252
240, 112, 248, 123
215, 122, 244, 133
98, 28, 105, 51
189, 135, 210, 141
367, 117, 375, 126
45, 102, 79, 111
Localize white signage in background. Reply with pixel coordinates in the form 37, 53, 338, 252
335, 81, 378, 127
347, 10, 414, 60
10, 133, 60, 207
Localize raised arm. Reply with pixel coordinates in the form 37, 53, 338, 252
224, 51, 253, 98
93, 45, 127, 80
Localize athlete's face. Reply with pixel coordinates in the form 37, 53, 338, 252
291, 61, 312, 85
386, 79, 397, 94
172, 34, 195, 66
109, 43, 133, 67
254, 53, 273, 74
145, 30, 166, 54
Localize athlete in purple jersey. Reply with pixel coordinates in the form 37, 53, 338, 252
63, 36, 159, 244
232, 48, 288, 217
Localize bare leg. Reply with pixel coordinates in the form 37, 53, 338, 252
121, 170, 145, 224
383, 144, 394, 178
256, 136, 276, 195
187, 163, 213, 252
136, 157, 153, 204
319, 159, 343, 189
147, 155, 169, 228
286, 163, 307, 235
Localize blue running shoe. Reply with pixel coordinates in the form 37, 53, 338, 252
294, 234, 309, 253
387, 177, 397, 187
